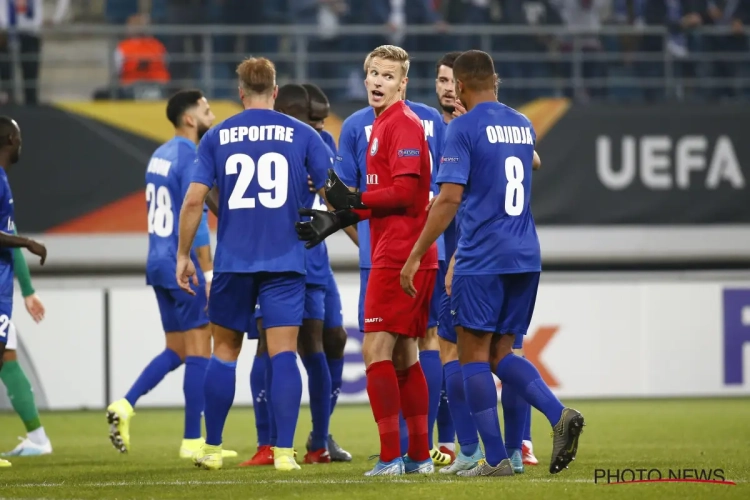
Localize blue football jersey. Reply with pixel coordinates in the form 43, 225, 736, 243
193, 109, 330, 274
321, 130, 337, 155
334, 101, 446, 268
145, 137, 205, 289
437, 101, 541, 275
304, 142, 335, 285
0, 168, 15, 303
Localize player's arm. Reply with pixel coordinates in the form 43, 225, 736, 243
205, 186, 220, 216
193, 207, 213, 277
0, 232, 46, 265
533, 150, 541, 171
11, 228, 35, 297
330, 120, 363, 245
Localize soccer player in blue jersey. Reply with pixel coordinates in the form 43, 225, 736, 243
301, 82, 352, 462
106, 90, 239, 460
0, 116, 48, 469
334, 90, 453, 467
402, 50, 584, 477
176, 57, 331, 471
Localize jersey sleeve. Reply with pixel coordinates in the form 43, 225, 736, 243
177, 142, 199, 199
436, 119, 471, 186
192, 131, 216, 188
322, 130, 338, 156
388, 116, 424, 178
334, 119, 359, 187
306, 129, 332, 191
193, 207, 211, 248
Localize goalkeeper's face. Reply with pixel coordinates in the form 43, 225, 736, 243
365, 58, 407, 113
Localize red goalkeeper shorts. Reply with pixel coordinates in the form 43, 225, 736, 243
363, 268, 437, 338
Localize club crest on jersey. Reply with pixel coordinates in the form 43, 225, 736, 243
370, 138, 379, 156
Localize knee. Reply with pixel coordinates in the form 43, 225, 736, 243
418, 327, 439, 351
323, 327, 347, 357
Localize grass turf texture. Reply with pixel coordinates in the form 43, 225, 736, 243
0, 399, 749, 499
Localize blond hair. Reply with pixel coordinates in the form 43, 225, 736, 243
364, 45, 410, 77
236, 57, 276, 96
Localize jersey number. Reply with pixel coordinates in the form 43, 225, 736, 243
146, 183, 174, 237
225, 153, 289, 209
504, 156, 525, 216
0, 314, 10, 339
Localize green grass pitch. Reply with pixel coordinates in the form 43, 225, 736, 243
1, 399, 749, 499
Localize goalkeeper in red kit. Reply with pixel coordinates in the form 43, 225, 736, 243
296, 45, 437, 476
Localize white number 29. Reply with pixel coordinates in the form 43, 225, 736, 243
225, 153, 289, 209
146, 183, 174, 237
504, 156, 525, 216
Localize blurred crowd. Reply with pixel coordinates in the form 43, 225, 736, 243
2, 1, 749, 104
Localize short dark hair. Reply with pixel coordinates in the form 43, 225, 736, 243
302, 83, 329, 106
453, 50, 496, 91
274, 84, 310, 117
0, 116, 18, 146
166, 89, 204, 127
435, 51, 462, 76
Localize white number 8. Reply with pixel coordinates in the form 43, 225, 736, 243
504, 156, 524, 216
146, 183, 174, 237
226, 153, 289, 210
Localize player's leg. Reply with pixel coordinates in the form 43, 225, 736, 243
240, 311, 275, 467
299, 285, 332, 464
0, 337, 9, 466
107, 286, 184, 453
490, 272, 584, 475
512, 336, 538, 466
321, 273, 352, 461
0, 318, 52, 457
452, 274, 513, 477
436, 377, 456, 457
393, 268, 437, 475
260, 272, 306, 471
194, 272, 255, 470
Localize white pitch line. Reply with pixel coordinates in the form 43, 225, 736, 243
3, 478, 745, 488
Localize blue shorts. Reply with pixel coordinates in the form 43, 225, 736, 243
437, 282, 455, 344
153, 284, 209, 332
304, 284, 326, 321
358, 268, 371, 333
323, 273, 343, 330
428, 261, 447, 329
247, 305, 261, 340
210, 271, 305, 332
451, 272, 540, 337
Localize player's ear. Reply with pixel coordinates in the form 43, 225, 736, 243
272, 85, 279, 100
238, 86, 244, 102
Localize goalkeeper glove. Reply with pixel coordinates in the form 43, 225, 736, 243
325, 169, 367, 210
295, 208, 360, 249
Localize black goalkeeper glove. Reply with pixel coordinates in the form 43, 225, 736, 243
325, 169, 367, 210
295, 208, 360, 249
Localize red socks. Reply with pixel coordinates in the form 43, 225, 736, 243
366, 360, 402, 462
397, 362, 430, 462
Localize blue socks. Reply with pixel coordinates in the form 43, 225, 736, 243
399, 413, 409, 456
125, 348, 182, 407
327, 356, 344, 415
203, 355, 237, 446
463, 362, 507, 466
183, 356, 208, 440
302, 352, 332, 450
500, 382, 525, 452
495, 354, 564, 427
265, 356, 277, 447
524, 405, 532, 442
250, 353, 271, 446
270, 351, 302, 449
419, 350, 442, 450
437, 376, 455, 446
444, 360, 478, 456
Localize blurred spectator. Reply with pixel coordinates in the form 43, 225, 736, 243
496, 0, 563, 102
551, 0, 612, 101
0, 0, 70, 105
290, 0, 348, 99
163, 0, 214, 89
93, 13, 170, 100
404, 0, 448, 96
105, 0, 139, 24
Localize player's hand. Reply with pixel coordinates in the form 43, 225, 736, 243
452, 100, 467, 118
325, 169, 366, 210
24, 294, 45, 323
26, 239, 46, 265
176, 255, 198, 295
307, 174, 316, 194
426, 196, 437, 212
400, 255, 421, 298
296, 208, 359, 249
